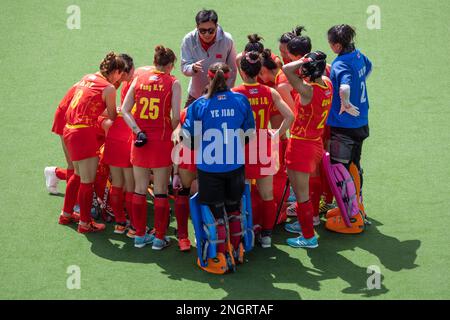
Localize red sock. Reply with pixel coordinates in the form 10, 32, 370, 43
62, 174, 80, 214
110, 186, 126, 223
261, 199, 276, 232
175, 195, 189, 239
154, 197, 170, 239
297, 201, 314, 239
228, 211, 242, 250
78, 183, 94, 223
217, 223, 226, 254
132, 193, 147, 237
55, 167, 67, 180
94, 168, 108, 201
66, 169, 74, 182
251, 189, 262, 234
125, 192, 134, 228
309, 176, 322, 217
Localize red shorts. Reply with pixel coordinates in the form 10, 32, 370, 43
286, 138, 324, 173
63, 126, 99, 161
51, 107, 66, 136
175, 143, 197, 173
131, 139, 173, 168
103, 138, 132, 168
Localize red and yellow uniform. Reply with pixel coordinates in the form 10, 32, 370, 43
131, 69, 176, 168
286, 77, 333, 173
103, 67, 152, 168
51, 84, 77, 136
232, 83, 276, 179
63, 73, 111, 161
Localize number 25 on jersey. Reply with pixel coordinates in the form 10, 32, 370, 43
139, 97, 160, 120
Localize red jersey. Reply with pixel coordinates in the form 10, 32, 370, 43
65, 73, 111, 127
232, 83, 274, 130
57, 84, 77, 114
120, 66, 155, 103
134, 70, 176, 141
290, 77, 333, 141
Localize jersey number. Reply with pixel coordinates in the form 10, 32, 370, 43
69, 90, 83, 109
252, 109, 265, 128
360, 82, 367, 103
317, 110, 328, 129
139, 97, 160, 120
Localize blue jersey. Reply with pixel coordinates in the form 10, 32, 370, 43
327, 49, 372, 128
182, 90, 255, 173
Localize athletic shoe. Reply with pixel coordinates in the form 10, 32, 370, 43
313, 216, 321, 226
260, 235, 272, 248
286, 235, 318, 249
114, 223, 128, 234
134, 233, 155, 248
152, 236, 171, 250
126, 227, 136, 239
59, 211, 80, 225
178, 238, 191, 252
319, 199, 337, 215
286, 203, 297, 217
44, 166, 59, 195
284, 221, 302, 234
77, 221, 106, 233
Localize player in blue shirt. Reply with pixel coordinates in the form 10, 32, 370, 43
181, 62, 255, 271
326, 24, 372, 223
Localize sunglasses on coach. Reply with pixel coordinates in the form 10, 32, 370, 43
198, 27, 216, 35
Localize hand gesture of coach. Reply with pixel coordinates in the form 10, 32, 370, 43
180, 9, 237, 107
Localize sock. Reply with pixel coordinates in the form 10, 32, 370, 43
94, 168, 109, 201
66, 169, 75, 183
78, 183, 94, 224
132, 193, 147, 237
154, 196, 170, 240
216, 222, 226, 254
309, 176, 322, 217
251, 189, 262, 234
125, 192, 134, 228
110, 186, 126, 223
55, 167, 67, 180
227, 211, 242, 250
261, 199, 276, 232
297, 200, 314, 239
175, 195, 189, 239
62, 174, 80, 214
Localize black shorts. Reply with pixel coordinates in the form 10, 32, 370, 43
197, 166, 245, 206
330, 125, 369, 166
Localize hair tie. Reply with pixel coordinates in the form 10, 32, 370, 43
245, 52, 259, 64
208, 70, 230, 80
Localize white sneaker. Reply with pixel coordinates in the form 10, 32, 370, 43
260, 235, 272, 248
44, 166, 59, 194
286, 203, 297, 217
313, 216, 321, 226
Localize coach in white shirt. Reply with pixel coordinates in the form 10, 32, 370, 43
180, 9, 237, 108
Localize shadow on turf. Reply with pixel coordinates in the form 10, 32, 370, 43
82, 212, 420, 299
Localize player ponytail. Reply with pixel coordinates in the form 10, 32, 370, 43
206, 62, 230, 99
279, 25, 305, 44
154, 45, 176, 67
260, 49, 278, 71
287, 26, 311, 58
328, 24, 356, 53
244, 34, 264, 53
240, 51, 261, 78
99, 51, 127, 77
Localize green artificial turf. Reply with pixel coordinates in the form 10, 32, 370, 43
0, 0, 449, 299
